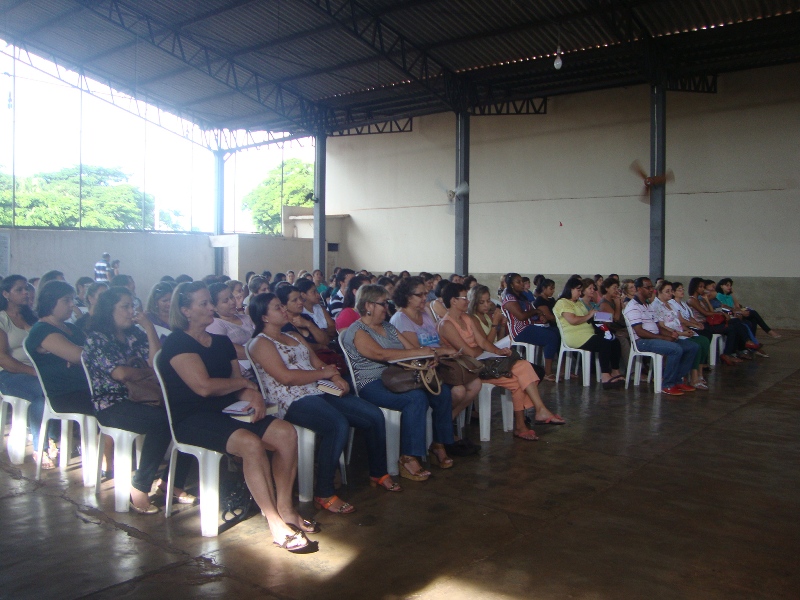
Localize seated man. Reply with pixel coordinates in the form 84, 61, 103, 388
327, 268, 354, 318
623, 277, 699, 396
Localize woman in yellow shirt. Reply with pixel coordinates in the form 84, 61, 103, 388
553, 277, 623, 389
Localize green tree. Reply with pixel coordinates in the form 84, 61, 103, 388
242, 158, 314, 234
0, 165, 183, 230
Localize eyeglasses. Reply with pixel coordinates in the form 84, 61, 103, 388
454, 296, 468, 301
372, 301, 389, 308
410, 292, 426, 298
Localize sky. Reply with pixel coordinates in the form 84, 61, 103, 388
0, 42, 316, 233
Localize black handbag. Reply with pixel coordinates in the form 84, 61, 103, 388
479, 349, 521, 379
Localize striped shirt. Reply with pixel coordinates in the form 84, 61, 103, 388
340, 320, 403, 392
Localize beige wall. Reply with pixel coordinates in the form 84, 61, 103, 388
1, 229, 214, 300
327, 63, 800, 279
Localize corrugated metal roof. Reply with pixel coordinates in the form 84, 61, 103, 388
1, 0, 798, 136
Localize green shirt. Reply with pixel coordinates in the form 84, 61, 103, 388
554, 298, 595, 348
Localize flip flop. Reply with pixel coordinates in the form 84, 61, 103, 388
543, 374, 557, 382
513, 430, 539, 441
535, 414, 566, 425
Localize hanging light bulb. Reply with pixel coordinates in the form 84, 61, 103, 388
554, 46, 563, 70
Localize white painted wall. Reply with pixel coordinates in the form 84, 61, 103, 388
326, 63, 800, 279
1, 229, 214, 300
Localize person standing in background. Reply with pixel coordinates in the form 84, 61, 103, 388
94, 252, 111, 282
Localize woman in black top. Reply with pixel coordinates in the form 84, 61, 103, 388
157, 282, 314, 553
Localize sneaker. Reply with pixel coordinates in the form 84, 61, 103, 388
676, 383, 696, 393
661, 386, 684, 396
754, 350, 770, 358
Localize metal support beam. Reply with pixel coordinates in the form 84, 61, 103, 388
313, 135, 327, 272
649, 83, 666, 281
455, 112, 470, 276
214, 150, 226, 275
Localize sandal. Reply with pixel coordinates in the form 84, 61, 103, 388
513, 429, 539, 441
428, 443, 454, 469
543, 374, 557, 382
34, 451, 55, 470
273, 530, 318, 554
314, 495, 355, 514
535, 414, 566, 425
129, 499, 159, 515
370, 474, 402, 492
287, 519, 321, 534
398, 455, 431, 481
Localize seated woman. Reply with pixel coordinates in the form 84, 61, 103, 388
532, 279, 557, 327
428, 279, 449, 321
279, 284, 346, 371
157, 282, 314, 552
84, 286, 193, 513
468, 285, 508, 344
225, 280, 246, 314
686, 277, 749, 365
651, 281, 711, 389
597, 278, 631, 372
73, 276, 95, 319
334, 275, 370, 333
295, 278, 335, 338
553, 277, 624, 389
501, 273, 560, 381
244, 276, 269, 310
145, 281, 175, 332
26, 281, 95, 413
391, 277, 481, 437
340, 285, 455, 480
248, 293, 400, 514
438, 283, 565, 440
716, 278, 779, 342
0, 275, 58, 468
207, 283, 255, 376
74, 282, 109, 332
620, 279, 636, 305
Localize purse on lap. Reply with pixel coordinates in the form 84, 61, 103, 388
437, 355, 483, 386
381, 358, 441, 395
123, 356, 163, 407
479, 349, 521, 379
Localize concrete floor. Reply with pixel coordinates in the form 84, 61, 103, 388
2, 333, 799, 600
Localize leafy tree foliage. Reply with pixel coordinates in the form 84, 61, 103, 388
0, 165, 182, 230
242, 158, 314, 234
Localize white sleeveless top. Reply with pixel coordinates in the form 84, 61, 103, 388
251, 333, 322, 418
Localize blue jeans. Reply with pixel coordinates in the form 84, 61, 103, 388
360, 379, 454, 457
0, 370, 55, 451
636, 338, 698, 388
515, 325, 560, 360
284, 392, 388, 498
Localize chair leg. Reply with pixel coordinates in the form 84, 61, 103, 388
555, 351, 565, 383
594, 356, 602, 382
112, 432, 136, 512
35, 408, 53, 481
345, 427, 355, 465
59, 419, 72, 470
581, 352, 591, 387
381, 409, 401, 476
500, 391, 514, 432
164, 448, 178, 518
654, 356, 663, 391
455, 408, 465, 440
338, 452, 347, 486
7, 398, 30, 465
423, 407, 433, 463
478, 385, 493, 441
95, 431, 105, 495
294, 426, 315, 503
198, 452, 221, 538
81, 418, 99, 488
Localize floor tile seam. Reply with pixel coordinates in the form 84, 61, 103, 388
57, 487, 196, 558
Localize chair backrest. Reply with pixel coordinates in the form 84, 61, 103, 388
339, 342, 361, 398
23, 342, 55, 409
622, 312, 643, 353
553, 309, 570, 346
151, 350, 180, 443
500, 308, 517, 342
243, 338, 270, 401
80, 353, 95, 398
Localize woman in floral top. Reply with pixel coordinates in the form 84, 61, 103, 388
84, 286, 192, 514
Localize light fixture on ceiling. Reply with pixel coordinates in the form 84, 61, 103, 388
554, 45, 563, 70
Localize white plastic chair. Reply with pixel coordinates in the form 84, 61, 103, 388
24, 345, 98, 486
153, 350, 223, 537
476, 383, 514, 442
623, 314, 665, 392
554, 314, 602, 387
708, 333, 724, 366
80, 354, 145, 513
1, 393, 31, 465
341, 343, 433, 477
245, 341, 348, 503
501, 308, 542, 366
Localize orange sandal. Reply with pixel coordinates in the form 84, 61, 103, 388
370, 474, 402, 492
314, 495, 355, 514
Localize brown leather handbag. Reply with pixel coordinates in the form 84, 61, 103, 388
123, 356, 163, 407
381, 359, 441, 395
437, 355, 483, 386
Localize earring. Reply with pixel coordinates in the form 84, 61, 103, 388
367, 311, 372, 316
